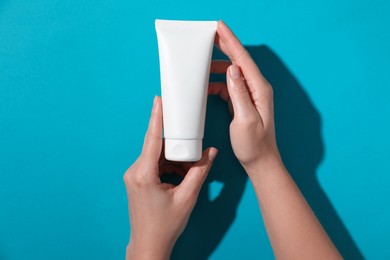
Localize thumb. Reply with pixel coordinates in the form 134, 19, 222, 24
227, 64, 256, 118
176, 148, 218, 201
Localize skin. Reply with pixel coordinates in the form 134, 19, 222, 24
124, 21, 342, 259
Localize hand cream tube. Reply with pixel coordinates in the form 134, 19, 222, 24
155, 19, 217, 162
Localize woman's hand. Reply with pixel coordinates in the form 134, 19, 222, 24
124, 96, 218, 260
209, 21, 282, 176
210, 21, 341, 259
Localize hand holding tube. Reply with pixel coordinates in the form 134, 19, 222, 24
209, 21, 341, 259
124, 97, 218, 260
210, 21, 282, 176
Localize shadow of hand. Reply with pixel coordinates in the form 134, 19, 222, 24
170, 45, 363, 260
171, 96, 248, 260
247, 45, 364, 259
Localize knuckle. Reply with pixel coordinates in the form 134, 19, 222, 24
123, 160, 149, 188
131, 171, 149, 189
123, 172, 129, 184
234, 49, 250, 63
232, 81, 247, 94
123, 166, 135, 185
123, 157, 140, 181
198, 165, 209, 175
240, 113, 259, 127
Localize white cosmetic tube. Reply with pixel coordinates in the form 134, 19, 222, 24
155, 19, 217, 162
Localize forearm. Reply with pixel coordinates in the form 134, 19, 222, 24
245, 156, 341, 260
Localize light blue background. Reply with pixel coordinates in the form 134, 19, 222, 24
1, 0, 389, 259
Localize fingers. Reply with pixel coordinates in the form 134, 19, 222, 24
216, 21, 263, 84
216, 21, 273, 119
227, 65, 258, 119
209, 59, 232, 113
208, 82, 233, 115
176, 148, 218, 201
209, 59, 234, 115
210, 60, 231, 74
141, 96, 163, 165
208, 82, 229, 101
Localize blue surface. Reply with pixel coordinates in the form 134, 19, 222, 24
1, 0, 389, 259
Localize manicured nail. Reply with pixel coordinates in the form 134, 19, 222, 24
229, 65, 241, 80
208, 148, 218, 162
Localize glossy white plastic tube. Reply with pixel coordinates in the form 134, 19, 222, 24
155, 19, 217, 162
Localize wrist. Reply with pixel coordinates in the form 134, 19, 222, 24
127, 237, 174, 260
242, 150, 285, 181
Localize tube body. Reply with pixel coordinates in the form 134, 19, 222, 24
155, 19, 217, 161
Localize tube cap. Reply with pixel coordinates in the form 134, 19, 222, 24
165, 139, 202, 162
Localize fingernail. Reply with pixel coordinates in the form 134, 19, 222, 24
229, 65, 241, 80
208, 148, 218, 162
